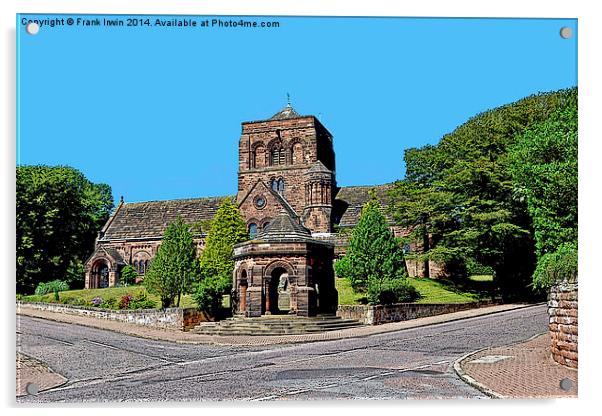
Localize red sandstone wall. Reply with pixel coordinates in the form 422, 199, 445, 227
548, 281, 578, 368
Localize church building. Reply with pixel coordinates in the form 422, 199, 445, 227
84, 104, 442, 309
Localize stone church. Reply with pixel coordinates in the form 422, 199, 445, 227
84, 104, 441, 315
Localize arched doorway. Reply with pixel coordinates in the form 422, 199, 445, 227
268, 267, 290, 314
91, 260, 110, 288
98, 265, 109, 288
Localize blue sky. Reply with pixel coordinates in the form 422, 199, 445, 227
17, 15, 577, 203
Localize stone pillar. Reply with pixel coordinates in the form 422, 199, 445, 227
239, 284, 247, 313
246, 287, 262, 317
264, 279, 271, 315
549, 281, 578, 368
296, 286, 317, 317
108, 271, 117, 287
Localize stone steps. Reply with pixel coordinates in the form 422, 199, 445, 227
191, 314, 363, 336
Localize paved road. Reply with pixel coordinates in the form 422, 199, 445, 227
16, 304, 548, 402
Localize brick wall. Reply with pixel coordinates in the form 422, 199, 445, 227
17, 302, 210, 332
548, 281, 578, 368
336, 300, 497, 325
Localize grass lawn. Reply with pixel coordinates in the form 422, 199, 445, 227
407, 277, 479, 304
335, 276, 481, 305
22, 285, 199, 309
335, 278, 367, 305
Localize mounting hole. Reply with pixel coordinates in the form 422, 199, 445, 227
26, 22, 40, 35
559, 378, 573, 391
25, 382, 39, 395
559, 27, 572, 39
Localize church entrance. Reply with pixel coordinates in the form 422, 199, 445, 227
268, 267, 291, 314
98, 265, 109, 288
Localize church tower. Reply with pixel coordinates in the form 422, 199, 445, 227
237, 103, 336, 236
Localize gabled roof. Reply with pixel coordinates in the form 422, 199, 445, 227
238, 178, 301, 220
101, 196, 230, 240
85, 245, 127, 267
334, 184, 394, 227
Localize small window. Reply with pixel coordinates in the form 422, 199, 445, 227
133, 260, 139, 274
249, 223, 258, 239
277, 178, 285, 193
271, 179, 278, 191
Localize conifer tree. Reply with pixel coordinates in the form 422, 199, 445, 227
336, 196, 416, 304
195, 198, 248, 313
144, 216, 199, 308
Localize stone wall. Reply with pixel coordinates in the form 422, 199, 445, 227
17, 302, 210, 331
548, 281, 578, 368
336, 300, 497, 325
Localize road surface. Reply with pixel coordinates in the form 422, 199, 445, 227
16, 304, 548, 402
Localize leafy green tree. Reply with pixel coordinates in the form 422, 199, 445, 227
17, 165, 113, 294
194, 198, 248, 313
532, 242, 577, 290
509, 99, 578, 258
144, 216, 199, 308
335, 197, 416, 304
119, 265, 138, 287
509, 95, 578, 288
389, 88, 577, 300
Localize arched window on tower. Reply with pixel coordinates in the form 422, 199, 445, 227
291, 142, 303, 164
271, 178, 278, 192
248, 223, 257, 239
270, 144, 286, 166
277, 178, 285, 193
252, 144, 265, 169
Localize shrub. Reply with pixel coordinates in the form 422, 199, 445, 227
120, 265, 138, 287
194, 276, 225, 316
128, 292, 156, 309
16, 294, 24, 301
367, 278, 420, 305
118, 294, 134, 309
35, 280, 69, 296
334, 256, 352, 279
532, 242, 577, 289
100, 298, 117, 309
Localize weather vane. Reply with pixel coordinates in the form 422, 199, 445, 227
286, 92, 291, 106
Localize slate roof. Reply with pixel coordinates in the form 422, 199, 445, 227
97, 184, 395, 241
256, 210, 313, 241
306, 160, 332, 174
334, 184, 394, 227
270, 104, 302, 120
101, 246, 127, 265
101, 196, 230, 240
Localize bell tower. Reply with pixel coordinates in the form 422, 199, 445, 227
237, 103, 336, 234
